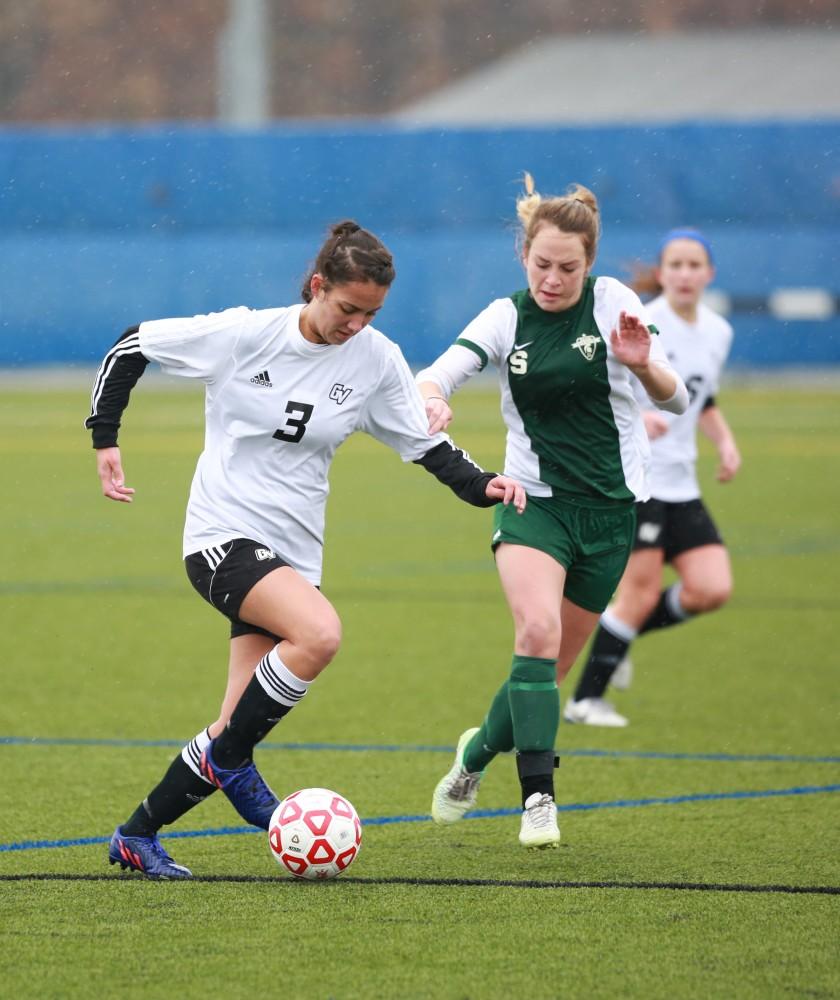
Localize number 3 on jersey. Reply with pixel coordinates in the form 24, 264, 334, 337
273, 400, 314, 443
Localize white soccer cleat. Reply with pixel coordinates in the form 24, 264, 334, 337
431, 727, 483, 825
611, 655, 634, 691
518, 792, 560, 849
564, 697, 629, 728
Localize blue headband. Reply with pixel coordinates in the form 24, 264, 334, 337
659, 228, 714, 263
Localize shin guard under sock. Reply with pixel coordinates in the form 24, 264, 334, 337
508, 655, 559, 753
638, 583, 692, 635
121, 754, 217, 837
573, 614, 635, 700
212, 648, 310, 768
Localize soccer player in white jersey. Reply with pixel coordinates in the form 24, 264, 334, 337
85, 220, 526, 879
566, 229, 741, 727
417, 176, 689, 848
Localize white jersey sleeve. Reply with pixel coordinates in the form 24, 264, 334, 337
360, 341, 449, 460
139, 306, 253, 382
415, 298, 517, 396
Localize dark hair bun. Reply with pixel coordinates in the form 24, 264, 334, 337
331, 220, 361, 239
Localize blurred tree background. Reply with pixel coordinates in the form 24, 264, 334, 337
2, 0, 838, 122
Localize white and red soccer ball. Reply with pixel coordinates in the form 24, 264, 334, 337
268, 787, 362, 880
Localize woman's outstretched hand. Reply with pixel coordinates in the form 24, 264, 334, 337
610, 311, 652, 372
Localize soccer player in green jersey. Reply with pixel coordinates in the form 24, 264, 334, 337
418, 175, 689, 848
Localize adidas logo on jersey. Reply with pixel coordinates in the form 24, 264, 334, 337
250, 370, 273, 388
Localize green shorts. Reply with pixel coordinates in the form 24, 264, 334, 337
492, 494, 636, 613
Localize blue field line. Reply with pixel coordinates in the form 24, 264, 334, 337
2, 735, 839, 765
2, 783, 839, 854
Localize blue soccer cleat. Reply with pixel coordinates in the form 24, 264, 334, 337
108, 826, 192, 879
199, 741, 279, 830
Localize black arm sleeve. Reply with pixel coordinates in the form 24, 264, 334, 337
702, 395, 717, 411
84, 325, 150, 449
412, 440, 498, 508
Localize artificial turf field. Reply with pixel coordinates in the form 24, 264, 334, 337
1, 381, 838, 999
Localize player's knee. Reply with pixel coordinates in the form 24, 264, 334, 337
515, 615, 562, 658
684, 580, 732, 614
303, 618, 343, 671
704, 580, 733, 612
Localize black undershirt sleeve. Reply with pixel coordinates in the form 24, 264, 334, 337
702, 395, 717, 411
413, 440, 498, 507
84, 325, 150, 449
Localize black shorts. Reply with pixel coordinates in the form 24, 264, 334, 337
184, 538, 290, 641
633, 498, 724, 562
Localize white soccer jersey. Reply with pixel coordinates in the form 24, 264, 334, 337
138, 305, 447, 584
417, 277, 683, 503
636, 296, 733, 502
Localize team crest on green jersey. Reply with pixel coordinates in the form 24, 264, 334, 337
571, 332, 600, 361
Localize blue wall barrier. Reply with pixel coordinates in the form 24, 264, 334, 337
1, 122, 838, 367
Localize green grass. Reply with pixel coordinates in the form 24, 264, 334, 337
1, 383, 839, 999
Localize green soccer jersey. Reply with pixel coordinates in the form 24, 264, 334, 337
419, 276, 674, 504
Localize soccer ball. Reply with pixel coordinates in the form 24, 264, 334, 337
268, 787, 362, 880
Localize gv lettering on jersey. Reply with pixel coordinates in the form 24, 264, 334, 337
329, 383, 353, 405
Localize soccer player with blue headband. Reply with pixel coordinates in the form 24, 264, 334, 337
567, 227, 741, 727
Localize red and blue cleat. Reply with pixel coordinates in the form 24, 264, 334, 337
108, 826, 192, 879
199, 741, 279, 830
